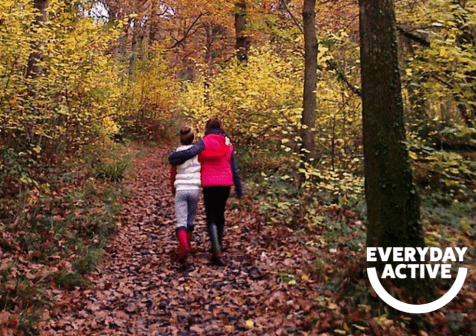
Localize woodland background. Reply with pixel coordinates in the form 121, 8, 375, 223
0, 0, 475, 334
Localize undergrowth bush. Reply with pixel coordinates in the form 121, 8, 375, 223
93, 158, 129, 181
408, 128, 476, 213
0, 140, 136, 334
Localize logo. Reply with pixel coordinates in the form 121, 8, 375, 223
366, 247, 468, 314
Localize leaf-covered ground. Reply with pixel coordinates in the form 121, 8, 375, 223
34, 145, 476, 336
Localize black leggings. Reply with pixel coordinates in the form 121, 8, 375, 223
203, 186, 230, 253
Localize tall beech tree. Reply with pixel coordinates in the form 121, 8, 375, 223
359, 0, 425, 258
301, 0, 318, 162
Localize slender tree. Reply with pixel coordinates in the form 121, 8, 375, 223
359, 0, 425, 258
235, 0, 248, 61
129, 24, 138, 76
301, 0, 318, 162
26, 0, 48, 78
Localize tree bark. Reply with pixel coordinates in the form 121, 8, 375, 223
129, 24, 138, 76
204, 23, 214, 103
235, 0, 248, 61
26, 0, 48, 78
360, 0, 425, 259
301, 0, 318, 162
454, 95, 474, 127
142, 18, 151, 60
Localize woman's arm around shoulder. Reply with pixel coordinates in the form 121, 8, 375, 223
168, 140, 205, 166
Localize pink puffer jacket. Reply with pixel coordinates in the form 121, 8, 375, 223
199, 133, 234, 187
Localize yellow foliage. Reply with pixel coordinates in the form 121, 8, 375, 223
0, 1, 123, 194
120, 45, 178, 129
180, 43, 362, 174
1, 1, 122, 145
180, 44, 303, 147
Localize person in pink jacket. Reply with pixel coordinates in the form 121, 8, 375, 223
168, 118, 243, 265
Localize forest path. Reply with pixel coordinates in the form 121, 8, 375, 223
39, 145, 322, 336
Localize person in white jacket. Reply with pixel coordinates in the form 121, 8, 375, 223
170, 127, 201, 261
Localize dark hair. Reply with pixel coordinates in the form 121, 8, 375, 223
205, 117, 222, 131
180, 127, 194, 145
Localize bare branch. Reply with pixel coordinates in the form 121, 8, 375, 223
168, 13, 209, 49
397, 26, 430, 47
280, 0, 304, 34
326, 60, 362, 96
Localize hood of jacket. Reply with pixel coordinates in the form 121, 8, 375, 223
200, 132, 232, 160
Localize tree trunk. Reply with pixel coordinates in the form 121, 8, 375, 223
455, 96, 474, 127
26, 0, 48, 78
129, 24, 138, 76
204, 24, 214, 103
142, 18, 151, 60
360, 0, 424, 257
235, 0, 248, 61
301, 0, 318, 162
140, 1, 152, 60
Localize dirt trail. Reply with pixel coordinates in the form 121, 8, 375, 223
39, 145, 321, 336
36, 145, 476, 336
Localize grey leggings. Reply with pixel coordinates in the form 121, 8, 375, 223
174, 189, 199, 233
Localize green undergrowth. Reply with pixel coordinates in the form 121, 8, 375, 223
242, 152, 365, 224
236, 137, 475, 334
250, 185, 476, 334
0, 141, 143, 334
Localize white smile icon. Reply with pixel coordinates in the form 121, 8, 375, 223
367, 267, 467, 314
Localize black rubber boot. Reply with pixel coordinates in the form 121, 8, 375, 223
211, 253, 226, 266
208, 223, 221, 254
208, 223, 225, 266
217, 222, 224, 249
